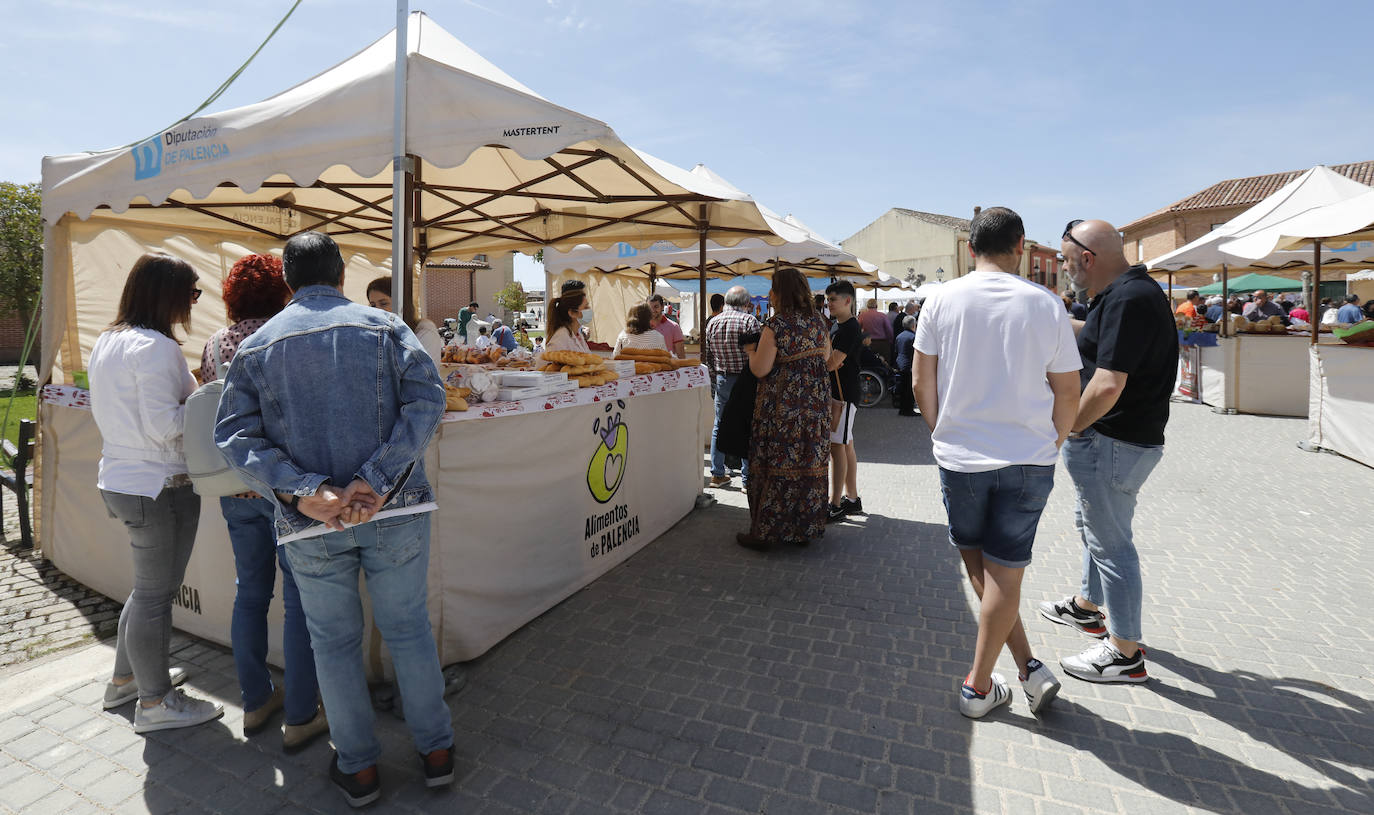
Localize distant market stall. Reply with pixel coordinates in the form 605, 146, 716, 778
1147, 166, 1374, 417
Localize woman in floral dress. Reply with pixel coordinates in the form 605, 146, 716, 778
739, 267, 831, 549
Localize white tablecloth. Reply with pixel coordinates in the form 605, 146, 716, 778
1308, 344, 1374, 468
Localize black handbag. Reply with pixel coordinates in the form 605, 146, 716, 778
715, 368, 757, 458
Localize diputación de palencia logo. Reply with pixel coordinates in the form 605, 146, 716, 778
133, 123, 231, 181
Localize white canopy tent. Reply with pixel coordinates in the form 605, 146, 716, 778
1148, 166, 1374, 273
40, 12, 790, 383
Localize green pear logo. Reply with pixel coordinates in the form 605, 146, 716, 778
588, 401, 628, 503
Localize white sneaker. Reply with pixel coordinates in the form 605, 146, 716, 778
958, 673, 1011, 719
133, 688, 224, 733
103, 667, 188, 710
1061, 641, 1149, 684
1020, 658, 1061, 714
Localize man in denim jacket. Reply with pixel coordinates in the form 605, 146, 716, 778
216, 232, 453, 807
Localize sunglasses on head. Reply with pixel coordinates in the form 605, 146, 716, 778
1062, 220, 1096, 257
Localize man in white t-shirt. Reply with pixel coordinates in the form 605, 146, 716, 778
913, 206, 1082, 720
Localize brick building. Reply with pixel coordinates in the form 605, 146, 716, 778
1121, 160, 1374, 287
0, 312, 37, 365
423, 252, 516, 323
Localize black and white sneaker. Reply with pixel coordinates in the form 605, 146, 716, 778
840, 496, 864, 515
1038, 595, 1108, 638
958, 674, 1011, 719
1019, 658, 1061, 714
825, 504, 846, 523
329, 755, 381, 808
1060, 641, 1148, 684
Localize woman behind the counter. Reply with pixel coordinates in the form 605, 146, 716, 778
366, 276, 443, 361
544, 279, 592, 353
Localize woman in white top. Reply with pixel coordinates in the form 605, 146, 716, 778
544, 279, 593, 354
88, 252, 223, 733
613, 303, 669, 356
366, 276, 443, 362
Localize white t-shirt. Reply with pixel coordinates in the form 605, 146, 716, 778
613, 329, 668, 356
474, 334, 493, 350
914, 271, 1081, 472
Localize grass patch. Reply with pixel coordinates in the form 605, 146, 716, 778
0, 390, 37, 449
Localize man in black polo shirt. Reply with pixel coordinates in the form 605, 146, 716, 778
1038, 219, 1177, 686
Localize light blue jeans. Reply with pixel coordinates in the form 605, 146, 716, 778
709, 373, 749, 481
1062, 428, 1164, 642
282, 513, 452, 773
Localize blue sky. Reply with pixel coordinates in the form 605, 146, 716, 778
5, 0, 1372, 288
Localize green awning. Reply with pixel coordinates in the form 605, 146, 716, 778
1197, 272, 1304, 296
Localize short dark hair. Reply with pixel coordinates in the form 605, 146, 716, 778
1186, 289, 1200, 300
1347, 293, 1361, 303
110, 252, 198, 343
469, 301, 479, 308
648, 293, 667, 306
969, 206, 1024, 257
366, 275, 392, 298
824, 280, 856, 302
709, 293, 725, 312
283, 231, 344, 289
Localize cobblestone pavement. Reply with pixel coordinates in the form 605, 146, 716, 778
0, 400, 1370, 814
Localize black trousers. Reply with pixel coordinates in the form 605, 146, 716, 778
897, 368, 915, 414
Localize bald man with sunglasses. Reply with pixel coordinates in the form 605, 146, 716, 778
1040, 220, 1177, 686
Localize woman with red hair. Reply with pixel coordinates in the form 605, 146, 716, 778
200, 253, 327, 751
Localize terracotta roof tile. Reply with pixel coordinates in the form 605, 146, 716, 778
892, 208, 972, 232
1123, 161, 1374, 230
426, 257, 491, 269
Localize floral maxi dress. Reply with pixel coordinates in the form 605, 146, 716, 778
747, 311, 830, 543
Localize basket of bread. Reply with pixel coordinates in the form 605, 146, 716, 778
439, 345, 535, 369
612, 347, 701, 374
539, 350, 621, 387
1233, 314, 1287, 334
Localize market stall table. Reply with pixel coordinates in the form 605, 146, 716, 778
1308, 344, 1374, 468
1194, 333, 1320, 417
37, 367, 711, 674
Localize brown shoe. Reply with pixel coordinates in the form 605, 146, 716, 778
243, 685, 284, 734
709, 475, 731, 487
283, 706, 329, 754
735, 532, 772, 551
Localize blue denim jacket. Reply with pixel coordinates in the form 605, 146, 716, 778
214, 285, 445, 537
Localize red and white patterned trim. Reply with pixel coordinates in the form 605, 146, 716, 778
41, 367, 709, 423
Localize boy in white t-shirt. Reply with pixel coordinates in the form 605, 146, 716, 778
913, 206, 1082, 720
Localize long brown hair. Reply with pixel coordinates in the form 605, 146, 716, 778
770, 267, 814, 315
109, 252, 198, 343
625, 303, 652, 334
548, 287, 587, 338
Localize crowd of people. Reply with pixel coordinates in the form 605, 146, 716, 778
1171, 287, 1374, 328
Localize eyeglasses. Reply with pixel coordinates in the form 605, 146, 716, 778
190, 288, 203, 303
1062, 220, 1096, 257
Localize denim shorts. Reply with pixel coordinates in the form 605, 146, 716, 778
938, 464, 1056, 568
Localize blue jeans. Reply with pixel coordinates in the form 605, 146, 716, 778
282, 513, 453, 773
938, 465, 1055, 568
710, 373, 749, 480
222, 496, 319, 725
1062, 428, 1164, 642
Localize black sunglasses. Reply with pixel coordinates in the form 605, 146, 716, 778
190, 288, 203, 302
1062, 220, 1096, 257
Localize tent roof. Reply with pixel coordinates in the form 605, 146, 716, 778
543, 166, 875, 280
1219, 190, 1374, 261
1146, 166, 1374, 272
41, 12, 787, 258
1196, 272, 1305, 296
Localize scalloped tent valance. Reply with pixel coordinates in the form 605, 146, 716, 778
41, 12, 790, 258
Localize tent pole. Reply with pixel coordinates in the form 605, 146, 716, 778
1167, 270, 1174, 308
698, 204, 708, 357
390, 0, 411, 320
1219, 264, 1229, 338
1312, 241, 1322, 347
